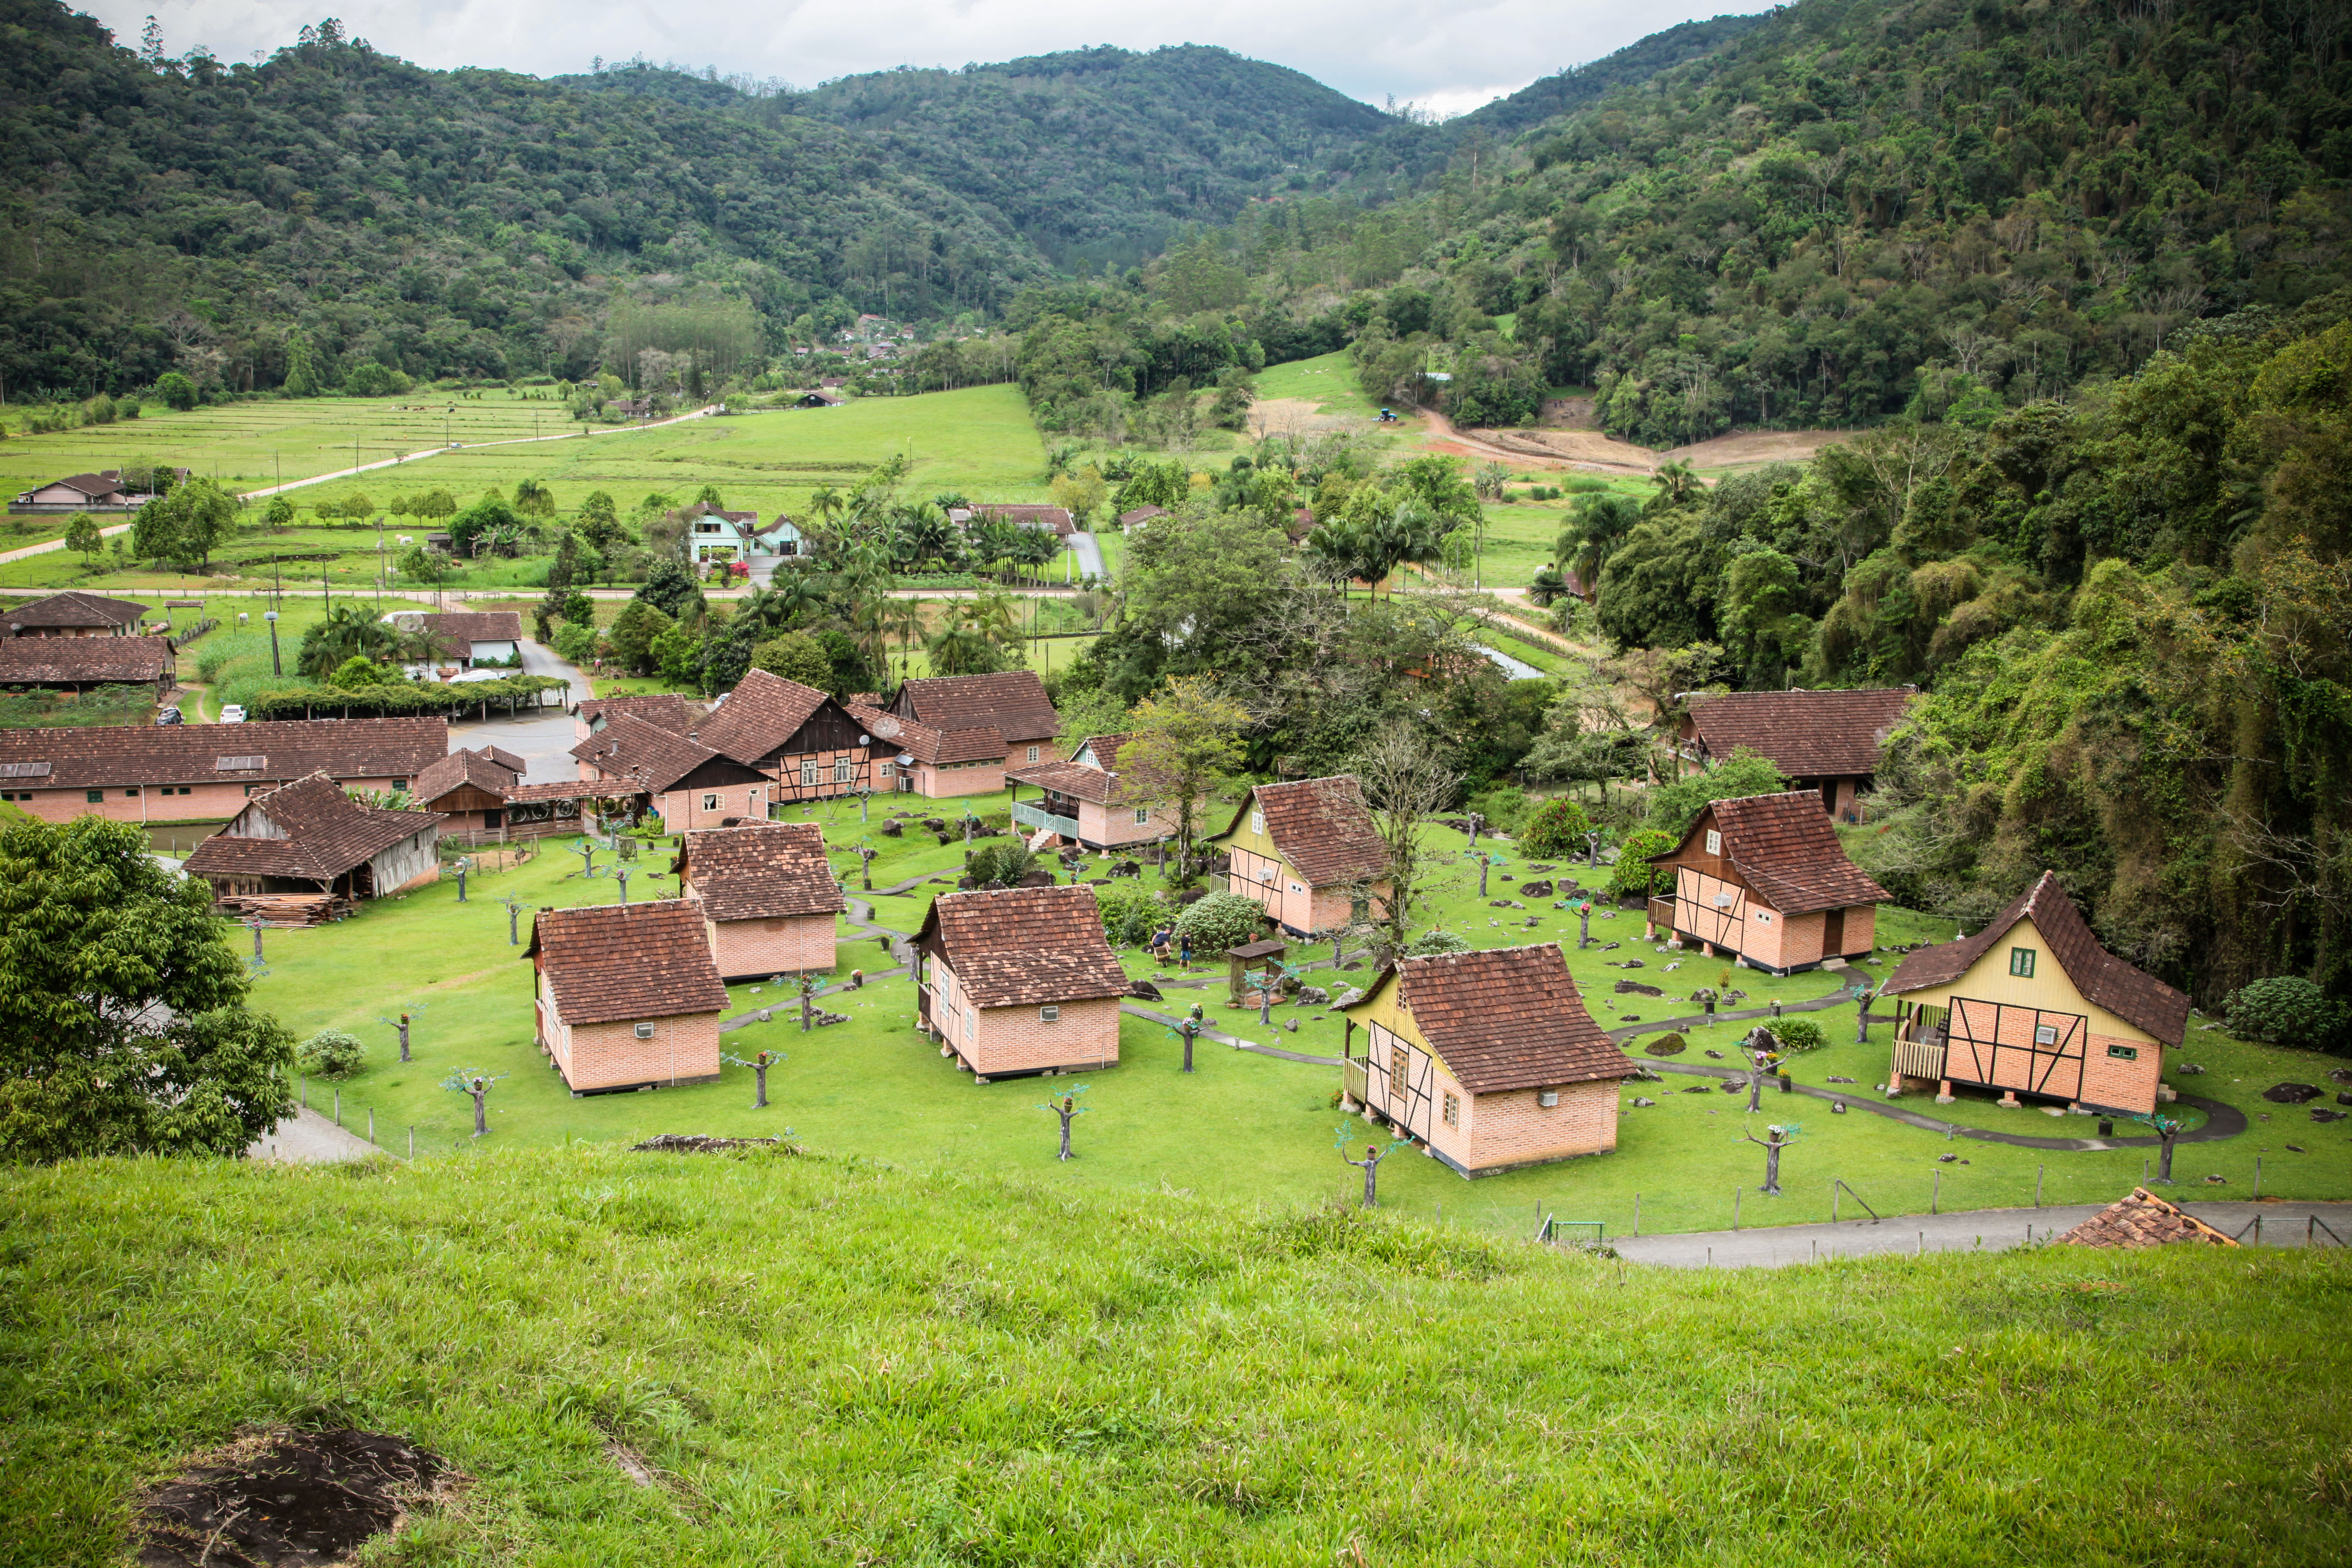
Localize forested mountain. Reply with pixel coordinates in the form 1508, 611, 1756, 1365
1029, 0, 2352, 442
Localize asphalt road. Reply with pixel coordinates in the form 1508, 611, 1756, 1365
444, 638, 589, 781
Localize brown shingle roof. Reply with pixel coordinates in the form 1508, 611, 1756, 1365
415, 611, 522, 646
2, 591, 151, 631
1654, 790, 1888, 916
0, 716, 447, 790
892, 671, 1060, 745
15, 474, 127, 504
1346, 944, 1635, 1095
917, 885, 1130, 1008
0, 635, 172, 684
847, 701, 1004, 767
1117, 506, 1166, 527
183, 771, 443, 883
1684, 688, 1917, 778
411, 747, 521, 804
1218, 776, 1387, 888
579, 693, 697, 734
568, 710, 727, 794
969, 503, 1075, 537
1005, 732, 1158, 806
1879, 872, 2190, 1046
676, 822, 846, 921
526, 899, 729, 1025
697, 668, 830, 764
506, 779, 617, 803
2059, 1188, 2238, 1249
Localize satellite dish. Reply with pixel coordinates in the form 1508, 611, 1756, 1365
857, 734, 871, 746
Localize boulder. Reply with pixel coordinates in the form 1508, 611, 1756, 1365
1520, 880, 1554, 898
1614, 980, 1664, 997
2263, 1082, 2324, 1104
1642, 1034, 1687, 1057
1830, 1101, 1847, 1114
1631, 1096, 1656, 1108
1127, 979, 1163, 1001
1619, 958, 1643, 969
1298, 985, 1330, 1006
921, 817, 946, 831
1333, 986, 1365, 1007
878, 819, 903, 837
2314, 1109, 2348, 1124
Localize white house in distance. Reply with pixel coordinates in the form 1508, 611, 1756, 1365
686, 505, 806, 565
387, 610, 523, 673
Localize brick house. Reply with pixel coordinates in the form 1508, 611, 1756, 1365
569, 710, 773, 833
182, 771, 444, 902
1210, 776, 1390, 937
1877, 871, 2188, 1116
1339, 944, 1637, 1177
0, 716, 447, 827
526, 900, 730, 1094
1005, 733, 1166, 851
675, 822, 845, 980
695, 668, 876, 806
847, 700, 1007, 799
0, 634, 175, 696
1645, 790, 1888, 974
864, 671, 1062, 798
573, 692, 698, 746
1, 590, 152, 637
1675, 687, 1918, 821
915, 885, 1130, 1079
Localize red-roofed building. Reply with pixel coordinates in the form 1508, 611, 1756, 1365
697, 668, 876, 805
1877, 871, 2188, 1116
526, 900, 730, 1094
1646, 790, 1889, 973
1209, 776, 1391, 937
915, 886, 1129, 1079
1339, 944, 1636, 1177
569, 710, 772, 833
674, 822, 846, 980
0, 717, 447, 827
1675, 687, 1917, 821
1004, 732, 1166, 851
852, 671, 1063, 799
1, 590, 152, 638
182, 772, 444, 902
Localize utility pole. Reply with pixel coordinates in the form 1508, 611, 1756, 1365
265, 609, 281, 675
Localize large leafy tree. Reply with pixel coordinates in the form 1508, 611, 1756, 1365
0, 817, 294, 1163
130, 477, 237, 571
1121, 676, 1251, 883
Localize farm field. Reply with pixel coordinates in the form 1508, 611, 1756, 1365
8, 1144, 2348, 1568
237, 798, 2352, 1242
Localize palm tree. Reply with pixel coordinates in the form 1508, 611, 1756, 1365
298, 603, 398, 679
1304, 517, 1368, 597
884, 596, 927, 680
1559, 492, 1642, 594
1357, 498, 1447, 599
1649, 459, 1702, 510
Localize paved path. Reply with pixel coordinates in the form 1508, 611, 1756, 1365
441, 638, 592, 782
0, 519, 135, 565
1068, 530, 1107, 581
245, 1105, 383, 1163
1610, 1200, 2352, 1268
236, 405, 724, 501
1473, 643, 1545, 680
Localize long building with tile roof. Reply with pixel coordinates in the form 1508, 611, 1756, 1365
0, 716, 446, 827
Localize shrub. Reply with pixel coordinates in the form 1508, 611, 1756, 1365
1520, 797, 1592, 858
1769, 1018, 1827, 1054
1173, 892, 1268, 953
2224, 977, 2349, 1051
750, 632, 832, 688
553, 622, 600, 665
297, 1028, 366, 1079
329, 656, 390, 689
117, 396, 140, 419
1464, 787, 1532, 837
1606, 828, 1677, 897
964, 842, 1036, 888
1405, 929, 1472, 957
1095, 883, 1170, 947
155, 371, 199, 411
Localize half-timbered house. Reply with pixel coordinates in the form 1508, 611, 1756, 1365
1675, 687, 1917, 821
1339, 944, 1635, 1177
694, 668, 874, 805
1877, 871, 2187, 1116
1209, 776, 1389, 937
1645, 790, 1888, 973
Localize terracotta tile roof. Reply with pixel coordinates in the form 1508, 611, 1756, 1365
0, 635, 172, 684
569, 710, 730, 794
506, 779, 618, 803
676, 822, 846, 921
1217, 776, 1387, 888
15, 474, 127, 504
1345, 943, 1635, 1095
1117, 506, 1166, 527
892, 672, 1060, 745
2, 591, 151, 630
183, 771, 443, 883
1655, 790, 1889, 916
1684, 687, 1917, 778
969, 503, 1074, 537
1005, 732, 1156, 806
2059, 1188, 2238, 1249
415, 611, 522, 646
1879, 872, 2190, 1046
848, 700, 1004, 766
916, 885, 1130, 1008
0, 716, 447, 790
697, 668, 829, 764
411, 747, 521, 804
526, 899, 729, 1025
579, 693, 697, 734
477, 744, 528, 774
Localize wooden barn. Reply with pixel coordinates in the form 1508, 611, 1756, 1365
1877, 871, 2189, 1116
1645, 790, 1889, 973
182, 771, 443, 904
915, 885, 1130, 1080
0, 634, 175, 695
1339, 944, 1636, 1177
675, 821, 846, 980
526, 900, 730, 1095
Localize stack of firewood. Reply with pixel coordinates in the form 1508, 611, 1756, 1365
216, 892, 354, 926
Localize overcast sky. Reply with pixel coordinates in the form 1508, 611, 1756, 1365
92, 0, 1761, 115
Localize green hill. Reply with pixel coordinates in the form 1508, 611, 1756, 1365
4, 1144, 2348, 1564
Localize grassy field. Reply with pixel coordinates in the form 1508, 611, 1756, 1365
4, 1144, 2349, 1567
232, 797, 2352, 1242
1251, 350, 1382, 419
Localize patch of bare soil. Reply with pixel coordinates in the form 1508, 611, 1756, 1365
1245, 397, 1369, 438
137, 1427, 455, 1568
1464, 426, 1661, 472
632, 1133, 786, 1153
1659, 428, 1858, 470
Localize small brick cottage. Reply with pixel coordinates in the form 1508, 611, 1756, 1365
1210, 775, 1390, 937
526, 900, 730, 1094
1339, 944, 1636, 1177
674, 821, 846, 981
915, 884, 1130, 1079
1645, 790, 1888, 974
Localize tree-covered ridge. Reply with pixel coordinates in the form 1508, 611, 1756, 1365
0, 0, 1055, 396
1067, 0, 2350, 442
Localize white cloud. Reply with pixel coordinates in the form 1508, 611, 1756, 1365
101, 0, 1757, 106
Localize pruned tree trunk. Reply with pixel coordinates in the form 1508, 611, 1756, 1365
1182, 1021, 1196, 1074
2157, 1130, 2176, 1182
397, 1014, 411, 1063
1761, 1139, 1782, 1195
1348, 1148, 1382, 1208
1578, 906, 1592, 949
1056, 1100, 1077, 1161
469, 1087, 489, 1137
1478, 857, 1489, 896
753, 1062, 769, 1108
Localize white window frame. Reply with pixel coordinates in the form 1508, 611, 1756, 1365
702, 793, 719, 811
878, 761, 895, 780
1040, 1005, 1060, 1022
1705, 828, 1722, 855
833, 755, 853, 783
1250, 809, 1264, 835
801, 758, 821, 786
1134, 807, 1150, 825
1443, 1091, 1460, 1127
1026, 745, 1040, 763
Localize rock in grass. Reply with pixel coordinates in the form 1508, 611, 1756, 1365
1631, 1096, 1656, 1108
2264, 1082, 2323, 1104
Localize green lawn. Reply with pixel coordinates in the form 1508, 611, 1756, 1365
1251, 350, 1381, 418
242, 808, 2352, 1240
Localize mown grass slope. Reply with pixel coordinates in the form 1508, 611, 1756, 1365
1, 1146, 2347, 1566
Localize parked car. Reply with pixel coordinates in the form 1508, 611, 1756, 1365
219, 704, 247, 724
154, 706, 183, 725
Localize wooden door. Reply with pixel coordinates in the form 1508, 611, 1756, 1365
1822, 906, 1846, 957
